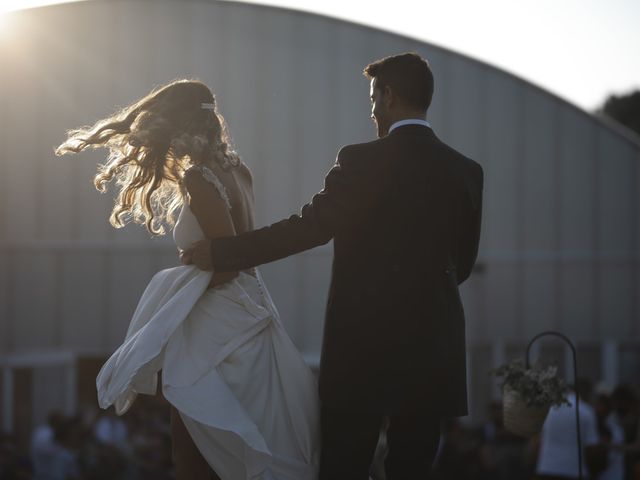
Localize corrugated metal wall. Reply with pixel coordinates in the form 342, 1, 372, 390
1, 0, 639, 422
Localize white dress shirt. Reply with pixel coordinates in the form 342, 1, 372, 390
388, 118, 431, 133
536, 393, 600, 478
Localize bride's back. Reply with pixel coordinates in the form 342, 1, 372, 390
217, 161, 255, 235
173, 160, 255, 254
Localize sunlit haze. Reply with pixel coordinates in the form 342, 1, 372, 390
0, 0, 83, 13
2, 0, 639, 111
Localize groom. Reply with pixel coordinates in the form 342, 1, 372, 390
186, 52, 483, 479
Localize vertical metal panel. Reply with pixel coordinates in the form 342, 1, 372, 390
482, 72, 520, 338
61, 253, 104, 349
65, 4, 117, 243
2, 254, 16, 351
446, 57, 484, 159
106, 252, 155, 350
599, 264, 632, 339
4, 22, 39, 243
296, 254, 331, 353
259, 257, 299, 337
561, 262, 597, 341
29, 6, 84, 241
598, 132, 634, 252
598, 130, 634, 338
560, 109, 597, 251
591, 129, 602, 339
147, 1, 196, 80
522, 262, 557, 338
156, 250, 181, 272
522, 89, 558, 251
0, 254, 9, 352
483, 72, 520, 252
232, 8, 297, 224
619, 345, 640, 384
521, 90, 558, 336
0, 47, 6, 246
12, 253, 57, 348
483, 264, 519, 339
558, 109, 598, 340
31, 366, 67, 424
602, 340, 619, 387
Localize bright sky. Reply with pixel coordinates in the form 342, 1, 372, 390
2, 0, 639, 111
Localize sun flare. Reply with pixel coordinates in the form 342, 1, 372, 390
0, 1, 84, 14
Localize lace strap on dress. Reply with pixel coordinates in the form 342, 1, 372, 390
185, 164, 232, 210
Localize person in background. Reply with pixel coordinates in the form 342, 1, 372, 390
50, 417, 83, 480
611, 385, 640, 480
93, 410, 129, 455
31, 410, 65, 480
536, 379, 600, 480
593, 386, 625, 480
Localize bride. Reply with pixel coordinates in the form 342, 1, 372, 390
56, 79, 320, 479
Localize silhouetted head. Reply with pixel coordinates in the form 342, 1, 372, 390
56, 79, 238, 235
363, 52, 434, 137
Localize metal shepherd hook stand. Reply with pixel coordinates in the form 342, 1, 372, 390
526, 331, 583, 480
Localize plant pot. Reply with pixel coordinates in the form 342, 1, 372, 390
503, 386, 550, 438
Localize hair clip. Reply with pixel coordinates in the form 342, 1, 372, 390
201, 103, 215, 110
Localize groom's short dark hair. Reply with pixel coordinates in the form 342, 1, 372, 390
364, 53, 434, 111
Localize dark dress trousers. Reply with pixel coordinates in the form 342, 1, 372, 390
211, 124, 483, 417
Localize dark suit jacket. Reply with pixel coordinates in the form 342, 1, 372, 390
211, 124, 484, 416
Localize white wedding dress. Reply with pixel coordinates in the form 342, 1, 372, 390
96, 167, 320, 479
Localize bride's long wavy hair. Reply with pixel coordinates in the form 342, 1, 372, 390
56, 79, 238, 235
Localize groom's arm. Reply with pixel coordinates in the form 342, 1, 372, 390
211, 145, 378, 273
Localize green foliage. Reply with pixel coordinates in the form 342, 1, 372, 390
600, 90, 640, 136
492, 359, 570, 408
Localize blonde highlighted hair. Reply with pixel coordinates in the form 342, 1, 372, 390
56, 79, 238, 235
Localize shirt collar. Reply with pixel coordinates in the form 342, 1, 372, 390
388, 118, 431, 134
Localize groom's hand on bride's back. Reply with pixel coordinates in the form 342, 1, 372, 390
182, 240, 240, 287
181, 239, 215, 271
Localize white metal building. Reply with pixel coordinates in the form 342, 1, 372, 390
1, 0, 639, 442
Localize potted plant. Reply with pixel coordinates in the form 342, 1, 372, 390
492, 359, 570, 438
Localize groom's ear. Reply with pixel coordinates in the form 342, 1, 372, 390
382, 85, 395, 108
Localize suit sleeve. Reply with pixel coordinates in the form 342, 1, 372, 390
211, 146, 377, 272
456, 164, 484, 284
